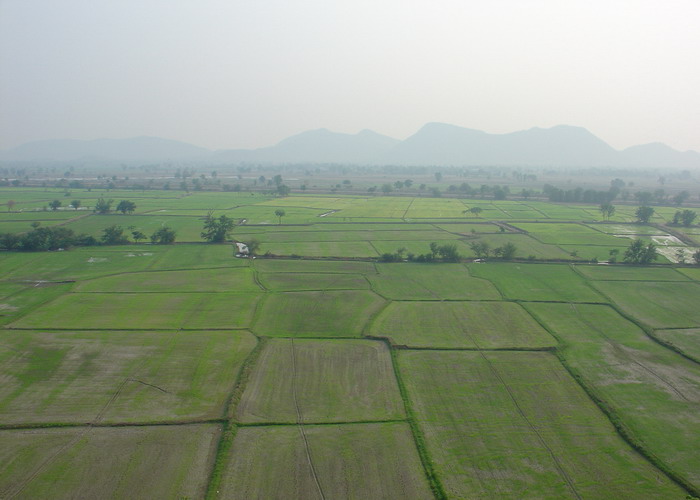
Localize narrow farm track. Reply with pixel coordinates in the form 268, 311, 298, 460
290, 339, 326, 500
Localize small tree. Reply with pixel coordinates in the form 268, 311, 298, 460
276, 184, 290, 196
678, 210, 697, 227
609, 248, 620, 263
635, 206, 654, 223
201, 211, 235, 243
623, 238, 658, 264
469, 207, 483, 217
116, 200, 136, 214
150, 226, 176, 244
49, 200, 62, 211
275, 209, 286, 225
246, 238, 261, 255
469, 241, 491, 259
7, 200, 16, 212
693, 249, 700, 266
498, 242, 517, 260
94, 198, 113, 214
599, 203, 615, 220
71, 200, 81, 210
101, 225, 129, 245
132, 230, 147, 243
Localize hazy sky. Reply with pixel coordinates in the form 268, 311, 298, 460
1, 0, 699, 152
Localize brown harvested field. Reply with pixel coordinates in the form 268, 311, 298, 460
235, 339, 404, 423
217, 422, 432, 500
0, 424, 220, 499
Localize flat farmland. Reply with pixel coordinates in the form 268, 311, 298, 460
256, 240, 378, 257
399, 350, 685, 499
574, 264, 690, 281
0, 329, 256, 424
217, 423, 432, 500
11, 292, 262, 330
0, 424, 219, 500
63, 214, 207, 241
253, 258, 376, 274
525, 303, 700, 489
369, 263, 501, 300
0, 283, 71, 326
257, 272, 369, 291
252, 290, 385, 337
592, 280, 700, 328
467, 233, 572, 259
468, 262, 604, 302
236, 339, 403, 423
75, 267, 261, 293
1, 246, 160, 281
512, 222, 624, 245
655, 328, 700, 361
369, 301, 555, 349
147, 243, 249, 270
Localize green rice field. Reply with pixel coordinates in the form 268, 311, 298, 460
1, 187, 699, 498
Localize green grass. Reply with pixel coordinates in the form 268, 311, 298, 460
524, 302, 700, 490
0, 424, 220, 499
368, 263, 501, 300
252, 290, 385, 337
257, 272, 369, 291
369, 301, 556, 349
63, 214, 208, 241
253, 258, 376, 274
654, 328, 700, 361
217, 423, 433, 500
2, 246, 161, 281
10, 292, 262, 330
468, 262, 604, 302
76, 267, 261, 293
574, 264, 691, 281
255, 240, 379, 257
398, 350, 685, 499
0, 329, 256, 424
513, 222, 624, 245
236, 339, 404, 423
0, 283, 72, 326
592, 280, 700, 328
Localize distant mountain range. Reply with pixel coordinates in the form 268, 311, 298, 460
2, 123, 699, 168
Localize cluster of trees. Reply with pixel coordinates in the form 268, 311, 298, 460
379, 243, 461, 263
0, 222, 175, 251
622, 239, 658, 264
93, 198, 137, 214
0, 225, 95, 251
379, 241, 518, 262
671, 209, 697, 227
543, 184, 619, 204
469, 241, 517, 260
201, 212, 236, 243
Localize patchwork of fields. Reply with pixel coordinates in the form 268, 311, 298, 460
1, 188, 699, 499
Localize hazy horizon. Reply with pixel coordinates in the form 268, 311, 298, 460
1, 1, 699, 153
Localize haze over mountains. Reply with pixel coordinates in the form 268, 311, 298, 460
2, 123, 699, 169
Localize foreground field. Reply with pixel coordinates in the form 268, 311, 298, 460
217, 422, 433, 500
525, 303, 700, 489
0, 330, 256, 424
236, 339, 403, 423
0, 424, 220, 500
399, 350, 686, 499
